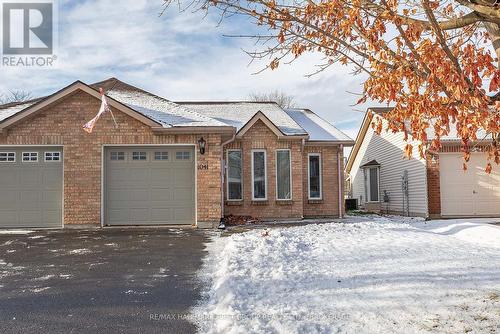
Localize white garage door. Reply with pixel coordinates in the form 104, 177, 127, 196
104, 146, 196, 226
440, 153, 500, 216
0, 147, 63, 228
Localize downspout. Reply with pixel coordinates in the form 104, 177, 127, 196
220, 132, 236, 226
337, 144, 344, 218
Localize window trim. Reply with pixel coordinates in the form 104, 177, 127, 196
44, 151, 61, 162
131, 151, 148, 162
154, 151, 169, 161
22, 152, 38, 163
226, 149, 243, 201
110, 151, 126, 161
307, 153, 322, 200
251, 149, 267, 201
175, 151, 192, 161
365, 166, 380, 203
275, 149, 292, 200
0, 152, 16, 163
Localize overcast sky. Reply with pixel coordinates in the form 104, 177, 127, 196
0, 0, 380, 143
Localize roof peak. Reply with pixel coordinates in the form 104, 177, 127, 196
176, 101, 280, 105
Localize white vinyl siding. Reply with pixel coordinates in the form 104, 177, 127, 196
349, 117, 428, 216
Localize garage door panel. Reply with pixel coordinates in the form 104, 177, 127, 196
0, 211, 18, 224
129, 208, 150, 221
19, 172, 39, 187
174, 207, 194, 222
108, 209, 128, 222
20, 211, 42, 224
0, 191, 19, 205
128, 190, 150, 201
20, 191, 40, 204
105, 147, 195, 226
0, 170, 18, 186
151, 189, 172, 201
151, 208, 173, 222
42, 190, 61, 202
150, 169, 172, 183
173, 189, 194, 202
0, 147, 63, 229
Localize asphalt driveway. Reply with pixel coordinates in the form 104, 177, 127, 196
0, 228, 210, 334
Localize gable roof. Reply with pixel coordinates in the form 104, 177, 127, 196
285, 108, 354, 144
345, 106, 491, 173
176, 101, 307, 136
0, 81, 164, 131
236, 111, 287, 138
0, 78, 353, 142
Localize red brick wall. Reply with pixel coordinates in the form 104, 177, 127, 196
0, 91, 222, 225
223, 120, 304, 220
426, 152, 441, 216
303, 145, 342, 218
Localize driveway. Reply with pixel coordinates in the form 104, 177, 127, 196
0, 228, 210, 334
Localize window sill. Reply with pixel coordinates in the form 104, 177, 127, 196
276, 200, 293, 205
251, 200, 269, 205
226, 200, 243, 206
308, 199, 324, 204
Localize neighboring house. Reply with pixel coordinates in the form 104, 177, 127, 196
346, 107, 500, 218
0, 78, 354, 229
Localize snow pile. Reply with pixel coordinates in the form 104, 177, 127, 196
413, 218, 500, 249
193, 218, 500, 333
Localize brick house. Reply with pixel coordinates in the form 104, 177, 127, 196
346, 108, 500, 218
0, 78, 354, 229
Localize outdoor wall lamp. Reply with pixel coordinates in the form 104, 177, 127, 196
198, 137, 207, 155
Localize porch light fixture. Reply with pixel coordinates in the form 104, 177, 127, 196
198, 137, 207, 155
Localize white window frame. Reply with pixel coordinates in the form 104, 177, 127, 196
0, 152, 16, 163
175, 151, 191, 161
308, 153, 322, 200
275, 149, 292, 200
110, 151, 126, 161
226, 149, 243, 201
131, 151, 147, 161
365, 166, 381, 203
44, 151, 61, 162
22, 152, 38, 162
251, 149, 267, 201
154, 151, 169, 161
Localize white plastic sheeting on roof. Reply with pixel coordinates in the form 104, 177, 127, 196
178, 102, 307, 136
107, 90, 228, 128
285, 108, 353, 142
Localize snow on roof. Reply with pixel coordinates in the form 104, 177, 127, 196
106, 89, 228, 128
177, 102, 307, 136
369, 107, 490, 142
0, 100, 39, 122
285, 108, 354, 142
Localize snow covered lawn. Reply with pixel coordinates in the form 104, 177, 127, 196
193, 216, 500, 333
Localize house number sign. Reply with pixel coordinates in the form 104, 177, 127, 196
197, 162, 209, 170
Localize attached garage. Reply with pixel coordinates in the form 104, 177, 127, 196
0, 147, 63, 228
104, 146, 196, 226
440, 153, 500, 217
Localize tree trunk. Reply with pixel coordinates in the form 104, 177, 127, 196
485, 22, 500, 69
